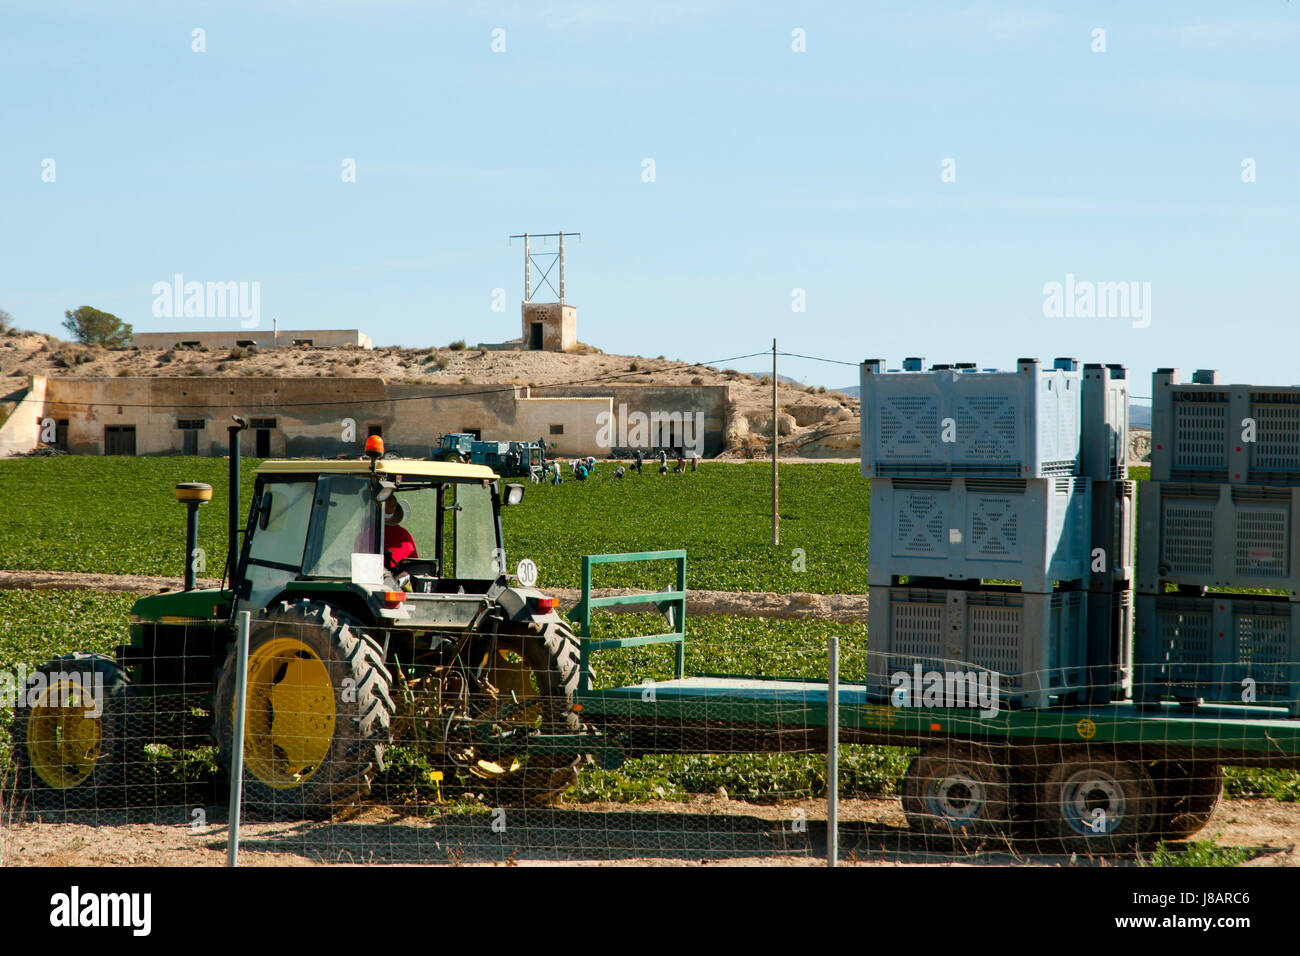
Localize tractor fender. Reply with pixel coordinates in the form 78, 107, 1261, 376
494, 584, 565, 626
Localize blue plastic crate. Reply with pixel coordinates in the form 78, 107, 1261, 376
859, 357, 1083, 478
866, 585, 1088, 709
868, 476, 1091, 592
1133, 593, 1300, 714
1151, 368, 1300, 485
1137, 481, 1300, 599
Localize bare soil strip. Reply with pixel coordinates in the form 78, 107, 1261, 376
0, 569, 869, 621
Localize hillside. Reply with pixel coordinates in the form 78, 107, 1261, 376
0, 329, 861, 458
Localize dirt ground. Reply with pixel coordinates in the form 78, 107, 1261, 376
2, 793, 1296, 867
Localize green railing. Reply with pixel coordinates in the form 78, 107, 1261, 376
571, 550, 687, 694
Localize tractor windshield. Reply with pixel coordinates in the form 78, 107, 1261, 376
302, 474, 378, 577
379, 479, 501, 581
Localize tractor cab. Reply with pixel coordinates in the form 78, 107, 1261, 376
233, 458, 527, 629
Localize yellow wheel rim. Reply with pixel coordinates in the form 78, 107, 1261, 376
27, 679, 104, 789
241, 637, 336, 789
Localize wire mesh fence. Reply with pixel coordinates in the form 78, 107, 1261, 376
1, 605, 1298, 866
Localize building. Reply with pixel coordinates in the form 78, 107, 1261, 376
0, 375, 729, 459
131, 327, 372, 350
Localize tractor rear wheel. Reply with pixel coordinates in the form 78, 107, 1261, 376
214, 600, 394, 819
10, 653, 133, 813
449, 621, 585, 803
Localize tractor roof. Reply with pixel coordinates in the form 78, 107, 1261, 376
255, 459, 500, 480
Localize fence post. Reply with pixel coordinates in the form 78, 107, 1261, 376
227, 610, 251, 868
827, 634, 839, 867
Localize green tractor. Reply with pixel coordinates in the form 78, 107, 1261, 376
11, 430, 587, 818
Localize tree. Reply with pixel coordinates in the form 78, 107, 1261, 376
0, 309, 12, 333
62, 306, 133, 347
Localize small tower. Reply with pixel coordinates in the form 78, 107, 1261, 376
512, 231, 579, 351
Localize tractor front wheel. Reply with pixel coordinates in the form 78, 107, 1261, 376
448, 621, 586, 803
214, 600, 394, 819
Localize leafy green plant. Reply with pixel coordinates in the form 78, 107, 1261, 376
1147, 836, 1249, 867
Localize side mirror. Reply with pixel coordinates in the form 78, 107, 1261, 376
257, 491, 273, 531
375, 480, 396, 502
504, 483, 525, 506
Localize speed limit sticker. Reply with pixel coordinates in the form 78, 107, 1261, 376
516, 558, 539, 587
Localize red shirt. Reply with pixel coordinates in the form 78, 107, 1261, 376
384, 525, 418, 569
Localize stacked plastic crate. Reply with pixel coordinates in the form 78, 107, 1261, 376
1136, 369, 1300, 714
860, 357, 1096, 709
1082, 364, 1136, 703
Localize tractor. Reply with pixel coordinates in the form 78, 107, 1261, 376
11, 425, 588, 818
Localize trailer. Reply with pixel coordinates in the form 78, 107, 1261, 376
566, 551, 1300, 854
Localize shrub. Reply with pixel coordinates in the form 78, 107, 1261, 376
448, 340, 466, 351
629, 362, 639, 372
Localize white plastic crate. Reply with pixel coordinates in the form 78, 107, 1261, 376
868, 476, 1091, 592
859, 357, 1083, 478
1137, 482, 1300, 599
1085, 587, 1133, 704
1089, 479, 1136, 591
1081, 363, 1129, 480
1134, 593, 1300, 713
867, 585, 1088, 709
1151, 368, 1300, 485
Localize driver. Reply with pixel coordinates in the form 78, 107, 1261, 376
383, 497, 419, 570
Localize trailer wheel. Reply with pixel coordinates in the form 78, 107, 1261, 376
1040, 751, 1154, 855
902, 744, 1011, 839
1151, 762, 1222, 840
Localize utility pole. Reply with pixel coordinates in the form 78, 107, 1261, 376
772, 338, 779, 545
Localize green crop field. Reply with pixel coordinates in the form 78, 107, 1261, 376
0, 456, 868, 593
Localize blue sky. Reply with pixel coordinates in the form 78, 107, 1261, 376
2, 1, 1297, 392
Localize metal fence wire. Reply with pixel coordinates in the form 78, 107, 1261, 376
2, 605, 1294, 867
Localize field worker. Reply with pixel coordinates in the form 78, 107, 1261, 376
691, 455, 699, 473
675, 455, 685, 473
383, 497, 419, 570
614, 465, 626, 479
633, 449, 644, 474
575, 461, 589, 481
551, 461, 562, 485
658, 450, 668, 476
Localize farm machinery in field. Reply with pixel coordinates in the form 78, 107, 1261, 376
434, 432, 547, 480
11, 427, 593, 818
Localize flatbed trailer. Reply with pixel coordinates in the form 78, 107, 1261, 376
567, 552, 1300, 853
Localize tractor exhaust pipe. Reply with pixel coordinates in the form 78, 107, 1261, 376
227, 416, 247, 584
175, 483, 213, 590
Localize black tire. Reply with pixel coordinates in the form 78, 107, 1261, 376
10, 653, 133, 813
1152, 761, 1223, 840
1040, 750, 1155, 855
901, 744, 1011, 840
455, 620, 585, 803
213, 600, 393, 820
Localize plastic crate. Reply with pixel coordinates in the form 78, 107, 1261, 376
859, 357, 1083, 478
1134, 593, 1300, 713
1136, 482, 1300, 599
1151, 368, 1300, 485
868, 476, 1090, 591
1081, 363, 1129, 480
1085, 587, 1133, 704
1089, 479, 1136, 591
867, 585, 1088, 709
